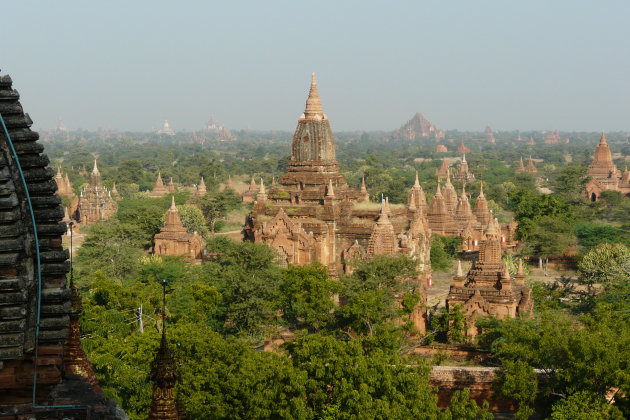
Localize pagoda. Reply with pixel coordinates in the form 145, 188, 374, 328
436, 159, 449, 179
157, 120, 175, 136
446, 222, 532, 339
244, 73, 432, 284
154, 197, 205, 261
453, 155, 475, 182
484, 125, 496, 143
241, 177, 257, 203
585, 132, 630, 201
393, 112, 442, 140
149, 172, 168, 197
525, 156, 538, 173
196, 176, 207, 196
75, 160, 117, 225
426, 182, 459, 236
54, 167, 73, 196
457, 141, 471, 154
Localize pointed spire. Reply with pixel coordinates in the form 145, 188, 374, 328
456, 260, 463, 277
92, 159, 99, 175
479, 181, 485, 198
502, 263, 511, 280
170, 196, 177, 211
435, 179, 442, 197
56, 166, 63, 177
377, 197, 390, 224
259, 178, 266, 194
517, 259, 524, 276
326, 178, 335, 197
462, 154, 467, 163
361, 174, 368, 191
599, 131, 607, 144
304, 72, 324, 119
414, 171, 420, 187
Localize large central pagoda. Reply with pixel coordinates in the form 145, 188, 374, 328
243, 73, 431, 292
279, 73, 349, 194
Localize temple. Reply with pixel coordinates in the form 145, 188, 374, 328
74, 160, 118, 225
154, 197, 205, 261
393, 112, 444, 140
484, 125, 496, 143
54, 167, 74, 197
0, 74, 118, 417
446, 222, 532, 339
244, 74, 431, 332
156, 120, 175, 136
452, 155, 475, 182
435, 144, 448, 153
585, 133, 630, 201
241, 177, 257, 203
457, 142, 471, 154
515, 157, 538, 174
149, 172, 168, 197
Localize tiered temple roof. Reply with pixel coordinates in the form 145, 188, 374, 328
446, 222, 532, 339
75, 160, 117, 225
154, 197, 205, 261
149, 172, 168, 197
453, 155, 475, 182
585, 132, 629, 201
244, 73, 432, 284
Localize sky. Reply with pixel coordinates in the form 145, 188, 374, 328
1, 1, 629, 132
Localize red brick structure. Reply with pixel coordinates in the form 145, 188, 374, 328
149, 172, 168, 197
74, 160, 117, 225
447, 224, 532, 339
393, 112, 443, 140
244, 75, 431, 333
585, 133, 630, 201
154, 198, 205, 261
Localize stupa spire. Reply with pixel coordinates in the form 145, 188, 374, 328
304, 72, 324, 119
92, 159, 99, 175
325, 179, 335, 197
456, 260, 463, 277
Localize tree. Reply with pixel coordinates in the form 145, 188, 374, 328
338, 255, 419, 335
76, 222, 145, 279
169, 204, 209, 239
577, 243, 630, 295
552, 166, 590, 197
494, 360, 538, 420
550, 391, 624, 420
279, 264, 339, 330
523, 216, 575, 256
285, 333, 441, 418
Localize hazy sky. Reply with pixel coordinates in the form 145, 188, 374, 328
1, 1, 628, 132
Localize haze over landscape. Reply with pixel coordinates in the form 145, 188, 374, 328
2, 0, 629, 132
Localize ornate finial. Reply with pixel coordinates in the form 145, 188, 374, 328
479, 181, 485, 197
170, 196, 177, 211
502, 263, 511, 280
435, 180, 442, 196
304, 72, 324, 119
600, 132, 607, 144
414, 171, 420, 187
259, 178, 266, 194
456, 260, 463, 277
92, 159, 99, 174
